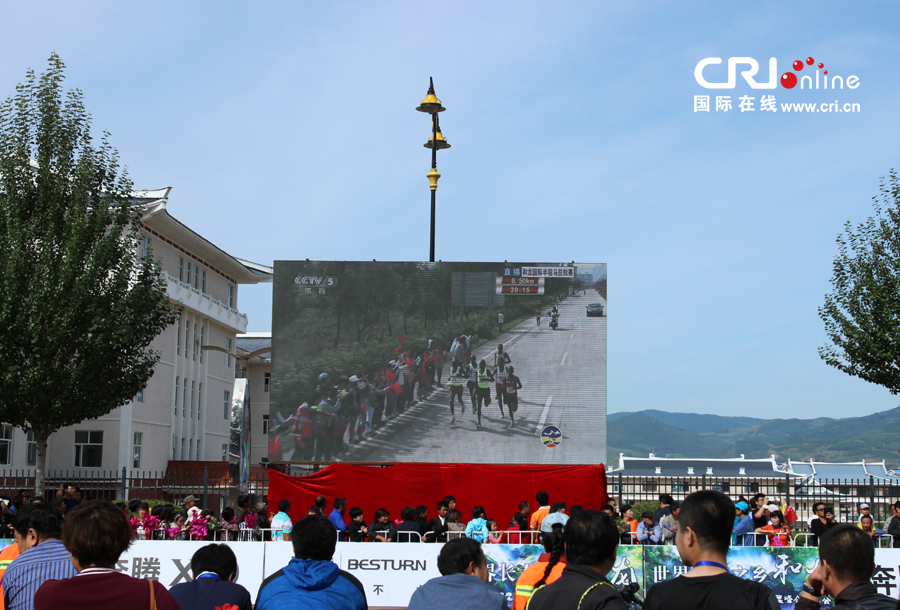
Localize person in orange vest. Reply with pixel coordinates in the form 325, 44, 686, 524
0, 540, 22, 610
513, 532, 565, 610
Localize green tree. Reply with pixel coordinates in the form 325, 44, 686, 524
819, 170, 900, 393
0, 54, 179, 494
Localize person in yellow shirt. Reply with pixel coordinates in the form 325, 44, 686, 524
529, 492, 551, 531
0, 540, 22, 610
513, 532, 565, 610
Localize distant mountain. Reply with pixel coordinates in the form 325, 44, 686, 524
608, 410, 765, 434
606, 406, 900, 468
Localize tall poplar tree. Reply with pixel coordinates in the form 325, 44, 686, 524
0, 54, 179, 494
819, 170, 900, 393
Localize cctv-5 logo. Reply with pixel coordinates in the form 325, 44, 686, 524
695, 58, 777, 89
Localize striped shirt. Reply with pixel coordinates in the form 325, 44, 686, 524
2, 539, 76, 610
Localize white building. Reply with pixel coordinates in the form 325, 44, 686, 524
235, 332, 272, 467
0, 187, 272, 474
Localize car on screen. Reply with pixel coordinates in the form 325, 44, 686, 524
586, 303, 604, 317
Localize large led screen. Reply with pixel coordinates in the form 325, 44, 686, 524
269, 262, 607, 465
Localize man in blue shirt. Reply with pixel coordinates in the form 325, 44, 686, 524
3, 503, 76, 610
407, 537, 505, 610
732, 501, 755, 546
328, 498, 348, 538
636, 510, 661, 545
256, 515, 366, 610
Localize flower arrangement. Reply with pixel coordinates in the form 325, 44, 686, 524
243, 512, 258, 529
188, 516, 209, 540
166, 525, 182, 540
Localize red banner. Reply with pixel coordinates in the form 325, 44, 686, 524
269, 463, 607, 527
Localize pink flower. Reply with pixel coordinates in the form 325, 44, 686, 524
243, 513, 258, 529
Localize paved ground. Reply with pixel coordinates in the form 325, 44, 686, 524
340, 290, 608, 465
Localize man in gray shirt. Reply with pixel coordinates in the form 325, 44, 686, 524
407, 538, 504, 610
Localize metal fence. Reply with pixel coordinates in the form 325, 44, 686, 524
608, 473, 900, 529
2, 468, 898, 531
0, 468, 270, 516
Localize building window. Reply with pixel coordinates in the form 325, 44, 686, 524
224, 390, 230, 419
672, 481, 690, 493
199, 323, 204, 363
642, 481, 658, 492
186, 261, 192, 287
222, 443, 229, 461
744, 482, 760, 494
184, 321, 190, 357
178, 257, 184, 282
176, 316, 181, 354
141, 236, 150, 264
262, 414, 270, 435
74, 431, 103, 468
0, 425, 12, 465
201, 270, 206, 293
264, 373, 271, 393
181, 438, 185, 460
134, 389, 143, 403
711, 482, 731, 493
190, 381, 195, 419
133, 432, 142, 469
192, 322, 197, 361
225, 339, 231, 367
198, 383, 203, 419
175, 376, 180, 414
194, 265, 199, 289
227, 285, 234, 308
26, 430, 37, 467
183, 378, 188, 417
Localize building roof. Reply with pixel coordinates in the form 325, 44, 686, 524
787, 459, 898, 482
135, 188, 272, 284
236, 332, 271, 360
609, 454, 797, 478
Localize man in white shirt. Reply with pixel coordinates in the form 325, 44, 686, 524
271, 499, 293, 542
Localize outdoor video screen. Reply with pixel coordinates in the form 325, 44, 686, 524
269, 261, 607, 465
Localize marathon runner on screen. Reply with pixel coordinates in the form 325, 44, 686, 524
504, 365, 522, 430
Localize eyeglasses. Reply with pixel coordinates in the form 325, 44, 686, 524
815, 508, 825, 512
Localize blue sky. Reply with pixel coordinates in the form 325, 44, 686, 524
3, 1, 899, 419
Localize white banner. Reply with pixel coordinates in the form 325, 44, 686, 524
117, 541, 267, 599
875, 548, 900, 600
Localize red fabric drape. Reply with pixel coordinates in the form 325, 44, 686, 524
269, 463, 607, 527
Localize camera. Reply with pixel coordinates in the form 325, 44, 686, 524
615, 581, 643, 607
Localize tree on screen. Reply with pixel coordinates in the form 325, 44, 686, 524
819, 171, 900, 393
0, 55, 179, 493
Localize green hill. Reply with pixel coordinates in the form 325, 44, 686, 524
607, 406, 900, 468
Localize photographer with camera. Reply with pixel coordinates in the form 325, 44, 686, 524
527, 510, 628, 610
810, 502, 837, 547
644, 490, 778, 610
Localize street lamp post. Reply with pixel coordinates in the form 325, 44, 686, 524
416, 77, 450, 262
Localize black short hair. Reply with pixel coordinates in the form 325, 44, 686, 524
641, 510, 654, 520
222, 507, 235, 522
314, 495, 326, 509
860, 514, 873, 523
471, 506, 485, 519
349, 507, 363, 519
278, 499, 291, 513
416, 505, 428, 517
536, 491, 549, 506
564, 510, 618, 566
669, 501, 680, 511
401, 506, 416, 521
819, 525, 875, 583
191, 544, 238, 580
334, 497, 346, 510
443, 496, 456, 503
375, 508, 389, 520
519, 501, 530, 511
237, 494, 250, 508
13, 503, 64, 540
291, 515, 337, 561
437, 537, 485, 576
128, 499, 142, 512
678, 490, 734, 555
437, 501, 449, 511
139, 502, 150, 511
62, 501, 131, 568
813, 501, 826, 512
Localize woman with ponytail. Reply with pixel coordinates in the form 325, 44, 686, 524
512, 531, 566, 610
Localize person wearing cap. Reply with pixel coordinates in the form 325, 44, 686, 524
184, 496, 202, 524
732, 501, 755, 546
636, 510, 661, 545
858, 503, 872, 523
541, 503, 570, 533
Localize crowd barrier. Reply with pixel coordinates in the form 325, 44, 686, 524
80, 541, 900, 608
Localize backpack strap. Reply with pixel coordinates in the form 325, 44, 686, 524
577, 581, 617, 610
